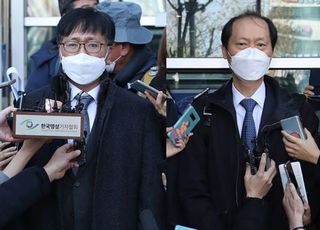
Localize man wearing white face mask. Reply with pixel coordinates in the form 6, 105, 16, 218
179, 11, 320, 230
10, 8, 165, 230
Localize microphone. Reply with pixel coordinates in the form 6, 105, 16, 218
0, 79, 16, 89
139, 209, 159, 230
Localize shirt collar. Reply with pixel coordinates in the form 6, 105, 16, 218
232, 81, 266, 108
69, 82, 100, 102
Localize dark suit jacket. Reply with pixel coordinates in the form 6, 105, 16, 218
8, 79, 165, 230
0, 167, 50, 229
179, 76, 320, 230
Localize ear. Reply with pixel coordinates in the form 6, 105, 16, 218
221, 45, 228, 59
119, 43, 131, 56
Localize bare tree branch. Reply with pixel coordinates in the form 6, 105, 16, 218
205, 27, 215, 57
199, 0, 213, 11
167, 0, 178, 11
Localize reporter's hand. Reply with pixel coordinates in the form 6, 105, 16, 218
282, 128, 320, 164
145, 91, 167, 117
0, 106, 19, 142
44, 144, 80, 182
3, 139, 47, 178
303, 85, 314, 98
282, 183, 305, 230
303, 201, 311, 226
166, 127, 192, 158
244, 153, 276, 199
0, 142, 17, 170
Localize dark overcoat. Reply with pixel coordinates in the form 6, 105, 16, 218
6, 77, 165, 230
179, 76, 320, 230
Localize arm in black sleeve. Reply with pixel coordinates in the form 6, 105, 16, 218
0, 166, 51, 228
233, 198, 269, 230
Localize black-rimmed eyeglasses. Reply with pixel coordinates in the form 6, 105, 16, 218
59, 41, 106, 54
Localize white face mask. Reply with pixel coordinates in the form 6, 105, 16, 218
61, 53, 107, 85
105, 55, 122, 73
228, 47, 271, 81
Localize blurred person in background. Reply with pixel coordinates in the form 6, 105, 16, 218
96, 1, 157, 89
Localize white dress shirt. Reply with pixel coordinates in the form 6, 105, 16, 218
69, 83, 100, 132
232, 82, 266, 137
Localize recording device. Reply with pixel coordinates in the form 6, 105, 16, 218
73, 133, 87, 166
12, 75, 83, 140
72, 92, 87, 166
167, 105, 200, 145
127, 80, 169, 99
175, 225, 196, 230
279, 161, 308, 203
280, 115, 306, 140
6, 67, 24, 102
309, 69, 320, 97
245, 146, 271, 175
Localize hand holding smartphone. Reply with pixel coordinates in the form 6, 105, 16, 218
279, 161, 308, 203
128, 80, 169, 99
167, 105, 200, 145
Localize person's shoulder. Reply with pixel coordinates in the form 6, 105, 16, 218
31, 38, 58, 60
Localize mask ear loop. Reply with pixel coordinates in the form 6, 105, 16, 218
104, 46, 110, 60
226, 49, 233, 58
111, 55, 122, 64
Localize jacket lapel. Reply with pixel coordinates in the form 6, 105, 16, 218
75, 83, 117, 177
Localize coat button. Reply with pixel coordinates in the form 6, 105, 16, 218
74, 181, 80, 187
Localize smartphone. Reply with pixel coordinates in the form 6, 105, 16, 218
280, 115, 306, 140
167, 105, 200, 145
279, 161, 308, 203
284, 162, 300, 192
127, 80, 168, 99
175, 225, 196, 230
309, 69, 320, 96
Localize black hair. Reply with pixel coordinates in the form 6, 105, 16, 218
60, 0, 99, 16
56, 7, 115, 45
221, 11, 278, 50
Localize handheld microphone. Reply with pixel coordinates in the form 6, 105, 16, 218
0, 79, 16, 89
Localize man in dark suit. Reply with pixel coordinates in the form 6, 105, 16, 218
8, 8, 164, 230
179, 11, 320, 230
